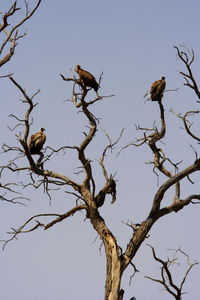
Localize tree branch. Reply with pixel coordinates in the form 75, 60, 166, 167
1, 213, 60, 249
44, 204, 88, 230
174, 45, 200, 100
0, 1, 42, 68
145, 245, 199, 299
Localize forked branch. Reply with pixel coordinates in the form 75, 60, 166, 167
0, 0, 42, 69
145, 245, 199, 300
171, 109, 200, 142
174, 45, 200, 100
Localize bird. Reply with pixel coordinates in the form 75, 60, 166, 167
150, 76, 166, 101
75, 64, 99, 92
28, 127, 46, 155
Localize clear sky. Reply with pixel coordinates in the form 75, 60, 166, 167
0, 1, 200, 299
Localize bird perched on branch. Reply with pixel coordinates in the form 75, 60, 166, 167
28, 127, 46, 154
150, 76, 166, 101
75, 64, 99, 93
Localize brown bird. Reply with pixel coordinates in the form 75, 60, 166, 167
75, 64, 99, 92
28, 127, 46, 154
150, 76, 166, 101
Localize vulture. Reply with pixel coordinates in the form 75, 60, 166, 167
150, 76, 166, 101
28, 127, 46, 154
75, 64, 99, 92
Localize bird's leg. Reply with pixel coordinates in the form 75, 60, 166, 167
36, 152, 44, 169
96, 91, 102, 99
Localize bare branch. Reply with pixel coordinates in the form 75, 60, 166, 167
100, 128, 125, 181
171, 109, 200, 142
159, 194, 200, 217
174, 45, 200, 100
1, 213, 61, 249
145, 245, 199, 300
9, 76, 39, 144
129, 261, 139, 286
0, 2, 20, 33
0, 182, 30, 205
0, 72, 13, 78
44, 204, 88, 230
0, 1, 42, 68
150, 159, 200, 217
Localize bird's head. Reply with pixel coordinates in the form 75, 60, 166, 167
40, 127, 45, 132
75, 64, 81, 73
161, 75, 166, 80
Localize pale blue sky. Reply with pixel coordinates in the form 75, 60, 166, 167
0, 1, 200, 299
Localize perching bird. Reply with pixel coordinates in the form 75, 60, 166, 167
75, 64, 99, 92
150, 76, 166, 101
28, 127, 46, 154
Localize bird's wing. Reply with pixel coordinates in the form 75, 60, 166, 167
35, 133, 46, 148
28, 133, 38, 148
79, 69, 96, 83
150, 80, 161, 94
159, 80, 166, 93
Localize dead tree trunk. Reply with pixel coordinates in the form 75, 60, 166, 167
89, 207, 122, 300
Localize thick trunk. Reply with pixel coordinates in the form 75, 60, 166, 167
104, 237, 122, 300
87, 204, 122, 300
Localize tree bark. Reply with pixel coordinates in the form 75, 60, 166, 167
104, 237, 122, 300
88, 204, 122, 300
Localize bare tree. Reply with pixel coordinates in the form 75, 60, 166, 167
145, 245, 198, 300
0, 44, 200, 300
